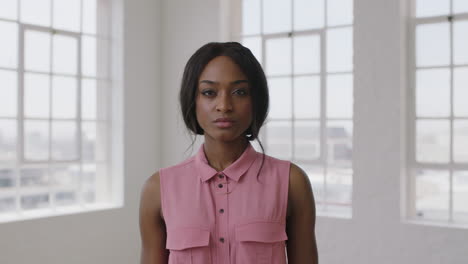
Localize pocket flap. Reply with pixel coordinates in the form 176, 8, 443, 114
235, 221, 288, 243
166, 227, 210, 250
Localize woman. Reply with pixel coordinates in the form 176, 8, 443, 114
139, 42, 318, 264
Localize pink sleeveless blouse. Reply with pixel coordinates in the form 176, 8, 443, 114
159, 143, 290, 264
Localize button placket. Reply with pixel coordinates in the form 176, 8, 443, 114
213, 173, 230, 263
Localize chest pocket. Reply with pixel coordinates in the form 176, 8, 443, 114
166, 227, 211, 264
235, 221, 288, 264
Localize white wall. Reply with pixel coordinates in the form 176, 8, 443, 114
160, 0, 221, 166
0, 0, 161, 263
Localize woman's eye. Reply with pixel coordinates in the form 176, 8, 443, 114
233, 89, 248, 96
201, 90, 215, 96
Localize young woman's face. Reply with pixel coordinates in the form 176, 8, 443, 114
196, 56, 253, 143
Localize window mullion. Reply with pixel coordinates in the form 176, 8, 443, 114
49, 29, 54, 212
449, 3, 454, 222
16, 23, 26, 216
78, 34, 84, 207
290, 0, 295, 162
320, 27, 328, 210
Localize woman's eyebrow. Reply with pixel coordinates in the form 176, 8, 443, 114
199, 80, 249, 85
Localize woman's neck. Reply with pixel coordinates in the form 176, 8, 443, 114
203, 138, 249, 172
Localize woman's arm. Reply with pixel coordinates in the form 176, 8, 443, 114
139, 172, 169, 264
286, 163, 319, 264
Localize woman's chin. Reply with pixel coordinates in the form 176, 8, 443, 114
206, 130, 245, 143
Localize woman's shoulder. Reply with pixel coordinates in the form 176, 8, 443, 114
285, 162, 315, 221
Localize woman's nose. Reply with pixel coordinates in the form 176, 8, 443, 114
216, 93, 233, 112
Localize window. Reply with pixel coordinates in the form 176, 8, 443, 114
230, 0, 354, 217
0, 0, 120, 222
409, 0, 468, 224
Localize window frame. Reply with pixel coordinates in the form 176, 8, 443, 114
407, 0, 468, 224
0, 0, 119, 223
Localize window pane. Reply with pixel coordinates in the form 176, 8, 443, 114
82, 79, 97, 119
416, 68, 450, 117
82, 164, 96, 203
416, 23, 450, 67
0, 0, 17, 20
454, 171, 468, 223
327, 27, 353, 72
416, 0, 450, 18
55, 191, 77, 206
327, 74, 353, 119
263, 0, 291, 34
294, 121, 320, 161
0, 70, 17, 117
24, 73, 50, 118
266, 121, 292, 160
327, 0, 353, 26
415, 169, 449, 221
327, 121, 353, 166
266, 38, 291, 76
454, 121, 468, 163
454, 0, 468, 13
82, 164, 96, 188
294, 76, 320, 119
268, 77, 292, 119
0, 21, 18, 68
242, 0, 260, 35
294, 0, 324, 30
82, 122, 96, 161
53, 35, 78, 75
52, 165, 79, 206
82, 0, 97, 34
52, 121, 78, 161
0, 168, 15, 188
53, 0, 80, 32
24, 120, 49, 160
294, 35, 320, 74
82, 36, 97, 77
21, 193, 49, 210
0, 197, 15, 213
454, 67, 468, 117
20, 0, 51, 26
416, 120, 450, 163
25, 30, 51, 72
453, 21, 468, 65
52, 76, 77, 119
242, 37, 262, 66
51, 165, 79, 188
20, 168, 48, 187
326, 167, 352, 206
0, 120, 16, 160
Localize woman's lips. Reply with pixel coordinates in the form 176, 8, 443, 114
214, 118, 235, 128
214, 121, 234, 128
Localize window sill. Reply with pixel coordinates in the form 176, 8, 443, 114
403, 218, 468, 230
0, 203, 122, 224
